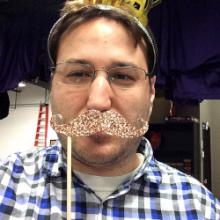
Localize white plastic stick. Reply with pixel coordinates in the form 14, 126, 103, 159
67, 136, 72, 220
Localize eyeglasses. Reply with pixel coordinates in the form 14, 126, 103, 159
51, 61, 150, 90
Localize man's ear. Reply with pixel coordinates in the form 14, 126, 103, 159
149, 75, 156, 103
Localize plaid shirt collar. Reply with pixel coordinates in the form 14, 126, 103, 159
41, 137, 162, 185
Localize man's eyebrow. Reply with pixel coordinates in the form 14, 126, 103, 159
61, 58, 91, 65
57, 59, 138, 68
110, 61, 138, 68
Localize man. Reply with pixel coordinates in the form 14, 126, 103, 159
0, 0, 220, 219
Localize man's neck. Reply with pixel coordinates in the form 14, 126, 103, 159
74, 154, 144, 200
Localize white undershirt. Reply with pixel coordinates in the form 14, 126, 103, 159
74, 153, 144, 200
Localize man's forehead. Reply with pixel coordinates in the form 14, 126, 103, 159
59, 18, 139, 50
60, 17, 131, 40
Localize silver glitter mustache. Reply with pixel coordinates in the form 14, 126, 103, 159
50, 110, 149, 138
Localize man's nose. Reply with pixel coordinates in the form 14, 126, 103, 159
86, 74, 112, 112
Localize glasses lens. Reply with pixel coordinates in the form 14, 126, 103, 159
108, 66, 146, 89
55, 63, 93, 87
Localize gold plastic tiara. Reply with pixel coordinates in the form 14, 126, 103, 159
64, 0, 161, 26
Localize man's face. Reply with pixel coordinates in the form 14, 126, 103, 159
50, 17, 156, 174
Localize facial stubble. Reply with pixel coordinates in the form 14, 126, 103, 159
59, 132, 142, 168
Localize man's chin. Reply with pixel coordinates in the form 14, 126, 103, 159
58, 133, 141, 173
71, 140, 121, 167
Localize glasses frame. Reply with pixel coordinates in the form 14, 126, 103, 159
50, 61, 151, 89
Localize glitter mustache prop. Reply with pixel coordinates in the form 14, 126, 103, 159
50, 109, 149, 138
50, 110, 149, 220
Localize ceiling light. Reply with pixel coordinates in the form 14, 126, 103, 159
18, 82, 26, 88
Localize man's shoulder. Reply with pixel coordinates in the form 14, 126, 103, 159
155, 160, 220, 204
0, 145, 61, 178
156, 160, 202, 185
139, 159, 220, 218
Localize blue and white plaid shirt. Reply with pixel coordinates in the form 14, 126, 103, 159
0, 138, 219, 220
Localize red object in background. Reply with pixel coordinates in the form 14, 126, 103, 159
34, 104, 49, 147
149, 131, 161, 150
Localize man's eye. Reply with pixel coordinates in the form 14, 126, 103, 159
111, 73, 134, 81
64, 70, 92, 85
67, 71, 91, 78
